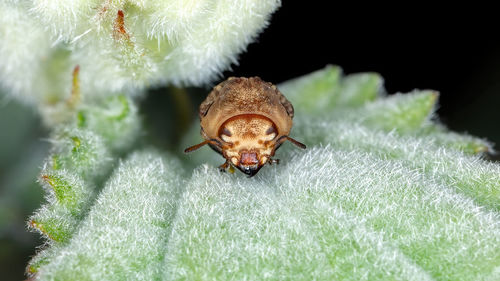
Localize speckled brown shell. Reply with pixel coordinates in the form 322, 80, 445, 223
199, 77, 294, 140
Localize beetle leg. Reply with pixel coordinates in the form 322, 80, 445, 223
219, 161, 236, 173
218, 160, 230, 172
268, 158, 280, 165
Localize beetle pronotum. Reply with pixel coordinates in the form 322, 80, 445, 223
185, 77, 306, 176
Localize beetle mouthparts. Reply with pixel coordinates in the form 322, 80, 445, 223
238, 165, 260, 177
240, 152, 259, 165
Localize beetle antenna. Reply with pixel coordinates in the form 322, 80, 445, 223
285, 136, 306, 149
184, 139, 224, 153
184, 140, 210, 153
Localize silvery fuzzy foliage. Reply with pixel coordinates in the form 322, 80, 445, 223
27, 95, 140, 273
0, 0, 281, 125
27, 66, 500, 280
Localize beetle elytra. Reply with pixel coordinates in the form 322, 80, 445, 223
185, 77, 306, 176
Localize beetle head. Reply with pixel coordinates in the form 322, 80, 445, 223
217, 114, 275, 176
185, 113, 305, 176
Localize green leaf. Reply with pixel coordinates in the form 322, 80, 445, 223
29, 209, 78, 242
338, 72, 383, 106
278, 66, 384, 115
349, 91, 438, 133
36, 151, 184, 280
0, 0, 282, 125
418, 124, 492, 155
278, 65, 342, 114
28, 66, 500, 281
51, 129, 111, 182
161, 147, 500, 280
79, 96, 140, 152
37, 171, 89, 211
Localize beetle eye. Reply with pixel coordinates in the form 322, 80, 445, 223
220, 127, 233, 142
264, 126, 276, 141
265, 126, 276, 135
221, 127, 232, 136
220, 127, 233, 143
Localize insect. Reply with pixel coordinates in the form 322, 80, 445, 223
185, 77, 306, 177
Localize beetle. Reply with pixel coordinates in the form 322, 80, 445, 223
184, 77, 306, 176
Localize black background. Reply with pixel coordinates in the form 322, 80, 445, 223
222, 2, 500, 152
